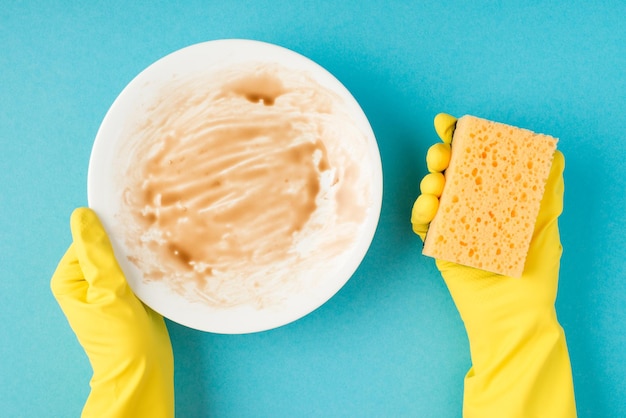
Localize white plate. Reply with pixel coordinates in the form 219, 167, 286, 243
88, 39, 382, 334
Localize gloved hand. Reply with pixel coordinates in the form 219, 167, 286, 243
51, 208, 174, 418
412, 114, 577, 417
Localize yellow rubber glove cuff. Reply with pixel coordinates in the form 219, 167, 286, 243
51, 208, 174, 418
412, 114, 577, 418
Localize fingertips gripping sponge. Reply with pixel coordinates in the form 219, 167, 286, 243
422, 115, 558, 277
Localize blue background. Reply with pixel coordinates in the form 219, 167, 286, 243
2, 1, 625, 417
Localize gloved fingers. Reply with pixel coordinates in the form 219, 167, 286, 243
420, 172, 445, 195
428, 113, 455, 171
411, 193, 439, 239
70, 207, 129, 297
426, 142, 451, 172
433, 113, 457, 144
411, 172, 447, 241
411, 114, 457, 240
50, 243, 88, 301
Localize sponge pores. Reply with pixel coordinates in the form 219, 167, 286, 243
422, 115, 558, 277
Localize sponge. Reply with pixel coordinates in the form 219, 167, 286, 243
422, 115, 558, 277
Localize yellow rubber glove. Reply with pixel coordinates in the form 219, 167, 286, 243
51, 208, 174, 418
412, 114, 577, 417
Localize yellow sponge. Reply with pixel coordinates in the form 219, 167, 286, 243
422, 115, 558, 277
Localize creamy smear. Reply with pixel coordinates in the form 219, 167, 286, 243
115, 63, 373, 308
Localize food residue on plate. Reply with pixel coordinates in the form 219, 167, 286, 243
115, 63, 374, 309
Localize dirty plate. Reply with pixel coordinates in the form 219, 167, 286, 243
88, 39, 382, 333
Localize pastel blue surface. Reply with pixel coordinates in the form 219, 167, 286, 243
1, 1, 624, 417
